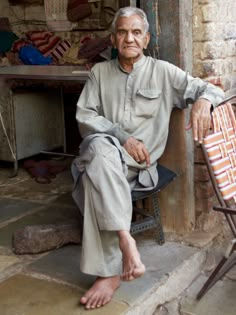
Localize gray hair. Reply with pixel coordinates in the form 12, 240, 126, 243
111, 7, 149, 34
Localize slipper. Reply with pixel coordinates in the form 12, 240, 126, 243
35, 175, 51, 184
24, 160, 51, 184
23, 159, 67, 184
48, 164, 66, 176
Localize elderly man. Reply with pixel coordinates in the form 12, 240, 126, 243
72, 6, 224, 310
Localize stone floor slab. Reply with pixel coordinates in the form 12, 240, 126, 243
0, 205, 78, 248
28, 238, 198, 306
28, 245, 96, 290
181, 278, 236, 315
0, 198, 41, 224
226, 264, 236, 281
0, 274, 128, 315
0, 255, 20, 273
181, 229, 221, 248
0, 169, 73, 204
51, 192, 77, 207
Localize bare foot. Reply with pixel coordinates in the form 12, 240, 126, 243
80, 276, 120, 309
119, 231, 146, 281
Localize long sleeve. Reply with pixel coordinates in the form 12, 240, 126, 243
76, 69, 131, 144
183, 76, 225, 108
168, 62, 225, 109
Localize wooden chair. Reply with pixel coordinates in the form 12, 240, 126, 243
131, 164, 177, 245
197, 95, 236, 300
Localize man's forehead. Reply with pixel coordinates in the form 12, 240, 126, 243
116, 15, 145, 30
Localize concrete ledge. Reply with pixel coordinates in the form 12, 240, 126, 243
123, 247, 206, 315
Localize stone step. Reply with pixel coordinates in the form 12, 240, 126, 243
122, 240, 206, 315
18, 237, 207, 315
0, 229, 210, 315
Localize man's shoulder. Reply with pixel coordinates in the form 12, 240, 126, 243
91, 59, 116, 73
145, 57, 181, 78
145, 56, 173, 68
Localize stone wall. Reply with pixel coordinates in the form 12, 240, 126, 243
192, 0, 236, 230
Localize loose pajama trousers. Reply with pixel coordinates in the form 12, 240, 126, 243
72, 137, 135, 277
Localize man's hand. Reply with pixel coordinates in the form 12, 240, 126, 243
123, 137, 150, 167
185, 99, 212, 143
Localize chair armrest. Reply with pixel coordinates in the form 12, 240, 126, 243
213, 205, 236, 215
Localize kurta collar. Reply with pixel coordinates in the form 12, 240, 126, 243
116, 55, 146, 73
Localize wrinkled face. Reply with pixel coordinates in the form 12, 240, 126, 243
111, 15, 150, 63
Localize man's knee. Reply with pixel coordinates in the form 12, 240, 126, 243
87, 137, 120, 159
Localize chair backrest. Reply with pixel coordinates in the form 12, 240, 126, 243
202, 95, 236, 236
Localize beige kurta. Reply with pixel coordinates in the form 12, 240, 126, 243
76, 56, 224, 166
72, 55, 225, 277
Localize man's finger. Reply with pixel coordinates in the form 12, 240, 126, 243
190, 99, 212, 143
198, 117, 211, 142
197, 119, 203, 143
137, 151, 146, 163
191, 115, 199, 142
185, 121, 192, 131
123, 137, 150, 166
142, 147, 150, 167
132, 149, 140, 162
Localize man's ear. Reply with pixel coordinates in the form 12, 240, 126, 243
110, 33, 116, 48
144, 32, 150, 49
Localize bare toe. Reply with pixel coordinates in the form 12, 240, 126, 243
90, 295, 100, 309
121, 270, 134, 281
119, 231, 146, 281
80, 296, 88, 305
80, 276, 120, 309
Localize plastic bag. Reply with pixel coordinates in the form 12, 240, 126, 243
19, 45, 52, 65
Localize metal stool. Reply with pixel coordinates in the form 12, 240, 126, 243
130, 164, 177, 245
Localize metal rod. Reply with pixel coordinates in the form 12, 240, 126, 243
40, 151, 76, 158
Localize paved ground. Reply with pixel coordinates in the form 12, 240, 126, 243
0, 159, 235, 315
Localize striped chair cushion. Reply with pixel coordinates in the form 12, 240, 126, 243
203, 102, 236, 201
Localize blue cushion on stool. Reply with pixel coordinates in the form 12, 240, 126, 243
131, 164, 177, 201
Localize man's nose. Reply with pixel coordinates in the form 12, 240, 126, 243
125, 31, 134, 42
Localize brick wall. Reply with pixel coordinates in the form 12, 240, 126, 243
193, 0, 236, 229
192, 0, 236, 94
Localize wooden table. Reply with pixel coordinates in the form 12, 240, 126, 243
0, 65, 89, 81
0, 65, 89, 174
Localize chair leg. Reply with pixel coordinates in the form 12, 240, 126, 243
213, 254, 236, 283
152, 193, 165, 245
197, 240, 236, 300
197, 256, 228, 300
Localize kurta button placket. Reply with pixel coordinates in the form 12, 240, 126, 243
124, 74, 133, 123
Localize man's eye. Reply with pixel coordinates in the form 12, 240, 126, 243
118, 30, 126, 36
133, 31, 141, 36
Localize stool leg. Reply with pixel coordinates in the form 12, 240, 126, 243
152, 193, 165, 245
